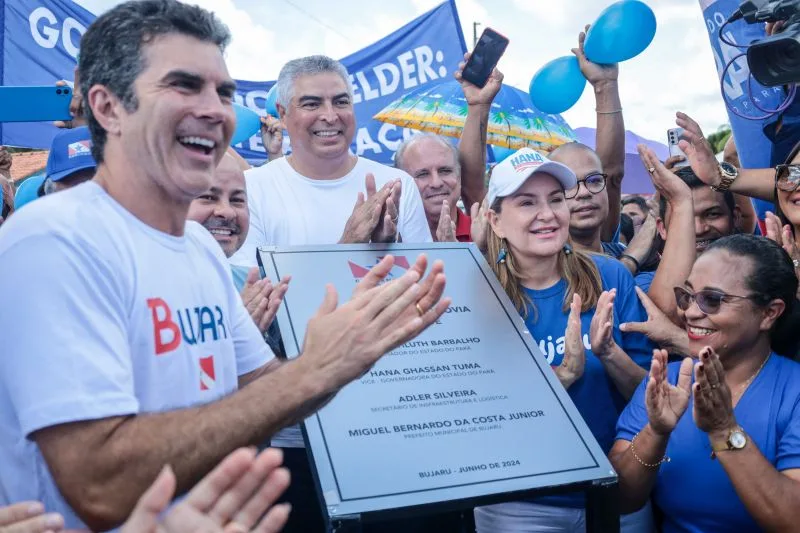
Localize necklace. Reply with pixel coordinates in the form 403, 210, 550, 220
732, 353, 771, 403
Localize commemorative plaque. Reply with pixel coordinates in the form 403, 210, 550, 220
257, 243, 618, 532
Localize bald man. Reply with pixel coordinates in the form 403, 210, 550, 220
549, 143, 622, 257
188, 155, 288, 350
188, 154, 250, 259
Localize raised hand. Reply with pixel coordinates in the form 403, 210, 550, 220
0, 146, 11, 178
240, 268, 291, 335
572, 24, 619, 86
470, 198, 489, 252
301, 255, 450, 390
555, 294, 586, 389
590, 289, 618, 357
663, 155, 687, 172
675, 112, 721, 188
0, 501, 65, 533
121, 447, 291, 533
692, 347, 737, 435
620, 287, 689, 353
436, 200, 457, 242
454, 52, 503, 106
53, 68, 85, 129
339, 174, 393, 243
371, 179, 401, 243
260, 116, 285, 160
765, 212, 800, 283
638, 144, 693, 206
646, 350, 693, 436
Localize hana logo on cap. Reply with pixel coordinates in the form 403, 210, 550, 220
67, 140, 92, 159
509, 150, 545, 174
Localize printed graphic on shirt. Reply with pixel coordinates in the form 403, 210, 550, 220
348, 255, 411, 282
199, 355, 216, 391
146, 297, 229, 355
539, 333, 591, 366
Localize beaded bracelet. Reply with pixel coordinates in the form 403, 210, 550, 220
630, 431, 670, 469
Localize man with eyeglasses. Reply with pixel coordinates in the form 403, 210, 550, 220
546, 26, 651, 276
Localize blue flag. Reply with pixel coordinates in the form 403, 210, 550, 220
1, 0, 467, 166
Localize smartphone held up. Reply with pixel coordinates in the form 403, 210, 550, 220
667, 128, 691, 169
461, 27, 509, 88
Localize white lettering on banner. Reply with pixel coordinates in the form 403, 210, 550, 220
398, 51, 418, 91
349, 45, 450, 104
374, 63, 401, 96
356, 127, 383, 155
28, 7, 86, 60
357, 125, 418, 157
246, 90, 269, 112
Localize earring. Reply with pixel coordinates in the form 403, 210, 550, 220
563, 242, 573, 256
496, 240, 508, 265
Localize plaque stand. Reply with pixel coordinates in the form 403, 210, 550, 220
259, 244, 622, 533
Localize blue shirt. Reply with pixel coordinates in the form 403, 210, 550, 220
524, 254, 653, 507
601, 240, 626, 259
634, 270, 655, 293
617, 355, 800, 532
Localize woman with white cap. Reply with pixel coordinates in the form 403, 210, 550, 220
474, 147, 655, 532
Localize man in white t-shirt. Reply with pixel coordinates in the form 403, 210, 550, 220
0, 2, 448, 531
229, 55, 432, 268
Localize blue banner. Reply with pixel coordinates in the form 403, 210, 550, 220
232, 1, 467, 163
1, 0, 467, 166
1, 0, 93, 148
700, 0, 788, 222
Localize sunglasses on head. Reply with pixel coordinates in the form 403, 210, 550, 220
565, 172, 607, 199
673, 286, 757, 315
775, 164, 800, 192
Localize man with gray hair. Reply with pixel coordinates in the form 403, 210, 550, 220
395, 56, 502, 244
230, 55, 431, 269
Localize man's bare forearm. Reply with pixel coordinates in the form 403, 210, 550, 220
459, 103, 490, 209
36, 357, 330, 531
594, 80, 624, 242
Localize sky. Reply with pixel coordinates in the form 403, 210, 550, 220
73, 0, 731, 143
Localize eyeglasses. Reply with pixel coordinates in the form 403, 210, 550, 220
673, 286, 757, 315
775, 164, 800, 192
565, 172, 607, 199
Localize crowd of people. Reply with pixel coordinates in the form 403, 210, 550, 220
0, 0, 799, 532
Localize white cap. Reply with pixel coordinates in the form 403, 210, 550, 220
487, 147, 578, 206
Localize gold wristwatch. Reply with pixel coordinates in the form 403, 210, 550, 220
711, 426, 747, 458
710, 161, 739, 192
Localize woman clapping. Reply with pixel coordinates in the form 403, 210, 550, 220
611, 233, 800, 532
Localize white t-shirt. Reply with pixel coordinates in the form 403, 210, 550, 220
229, 156, 432, 267
0, 182, 273, 529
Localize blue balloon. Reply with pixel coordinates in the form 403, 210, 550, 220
265, 84, 279, 117
529, 56, 587, 115
584, 0, 657, 64
14, 174, 45, 210
232, 103, 262, 146
491, 145, 516, 163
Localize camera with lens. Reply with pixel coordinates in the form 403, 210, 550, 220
739, 0, 800, 86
